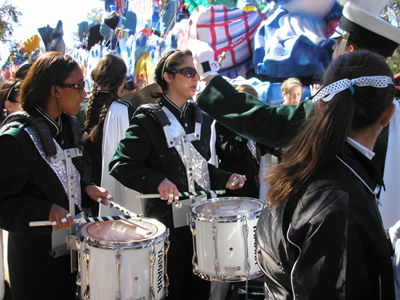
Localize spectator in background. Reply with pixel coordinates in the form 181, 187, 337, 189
281, 77, 302, 105
118, 76, 140, 101
14, 63, 32, 80
0, 79, 22, 123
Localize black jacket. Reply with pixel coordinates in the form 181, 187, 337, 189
0, 111, 86, 299
256, 143, 395, 300
109, 96, 231, 205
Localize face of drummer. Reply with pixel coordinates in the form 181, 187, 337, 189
166, 56, 199, 101
53, 66, 87, 116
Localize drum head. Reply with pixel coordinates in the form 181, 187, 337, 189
192, 197, 262, 218
80, 218, 164, 246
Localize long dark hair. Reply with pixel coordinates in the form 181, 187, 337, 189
152, 50, 193, 98
21, 52, 79, 114
84, 54, 126, 142
267, 51, 395, 206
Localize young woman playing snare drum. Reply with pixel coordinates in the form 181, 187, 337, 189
0, 52, 112, 300
109, 50, 245, 299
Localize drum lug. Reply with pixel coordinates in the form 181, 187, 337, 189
224, 266, 241, 280
189, 220, 196, 236
116, 248, 122, 300
76, 272, 81, 286
149, 244, 156, 300
192, 252, 198, 267
83, 248, 90, 300
164, 241, 170, 255
163, 267, 169, 298
243, 216, 251, 273
212, 218, 219, 274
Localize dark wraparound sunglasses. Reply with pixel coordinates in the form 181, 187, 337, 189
170, 67, 198, 79
56, 82, 86, 91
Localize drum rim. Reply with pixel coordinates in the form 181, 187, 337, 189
79, 217, 167, 247
190, 197, 263, 220
193, 269, 263, 282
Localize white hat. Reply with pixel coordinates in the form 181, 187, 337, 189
332, 1, 400, 57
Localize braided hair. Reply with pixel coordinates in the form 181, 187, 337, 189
84, 54, 127, 142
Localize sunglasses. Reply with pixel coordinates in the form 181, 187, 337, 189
170, 67, 198, 79
56, 82, 86, 91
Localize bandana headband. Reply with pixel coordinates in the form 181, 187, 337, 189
312, 76, 393, 103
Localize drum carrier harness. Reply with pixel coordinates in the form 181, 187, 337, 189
134, 100, 210, 195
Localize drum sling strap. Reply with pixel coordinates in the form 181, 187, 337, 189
135, 102, 211, 227
134, 102, 211, 192
1, 112, 83, 271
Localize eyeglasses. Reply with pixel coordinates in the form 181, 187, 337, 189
170, 67, 198, 79
56, 82, 86, 91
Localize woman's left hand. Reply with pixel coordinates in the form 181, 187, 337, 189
226, 173, 246, 190
85, 185, 113, 206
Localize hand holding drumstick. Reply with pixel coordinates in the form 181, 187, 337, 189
226, 173, 246, 190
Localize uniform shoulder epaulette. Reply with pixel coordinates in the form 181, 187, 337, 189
134, 103, 171, 128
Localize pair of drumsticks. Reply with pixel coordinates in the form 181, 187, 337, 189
29, 189, 227, 227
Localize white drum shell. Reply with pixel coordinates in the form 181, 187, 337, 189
77, 218, 167, 300
190, 197, 262, 282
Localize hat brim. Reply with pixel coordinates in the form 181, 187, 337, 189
329, 29, 341, 40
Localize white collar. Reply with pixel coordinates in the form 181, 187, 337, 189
346, 137, 375, 160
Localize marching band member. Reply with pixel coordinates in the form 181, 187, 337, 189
109, 49, 245, 299
76, 54, 138, 217
257, 50, 396, 299
0, 52, 111, 300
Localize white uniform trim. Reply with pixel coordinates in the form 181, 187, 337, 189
286, 223, 302, 300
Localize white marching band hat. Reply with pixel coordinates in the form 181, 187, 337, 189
331, 0, 400, 57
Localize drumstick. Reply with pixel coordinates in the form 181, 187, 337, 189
104, 200, 137, 217
135, 190, 226, 199
29, 214, 133, 227
229, 178, 240, 188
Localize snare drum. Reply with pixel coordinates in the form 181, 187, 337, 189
190, 197, 263, 282
76, 218, 169, 300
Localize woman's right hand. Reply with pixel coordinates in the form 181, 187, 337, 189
158, 178, 180, 204
49, 204, 74, 231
